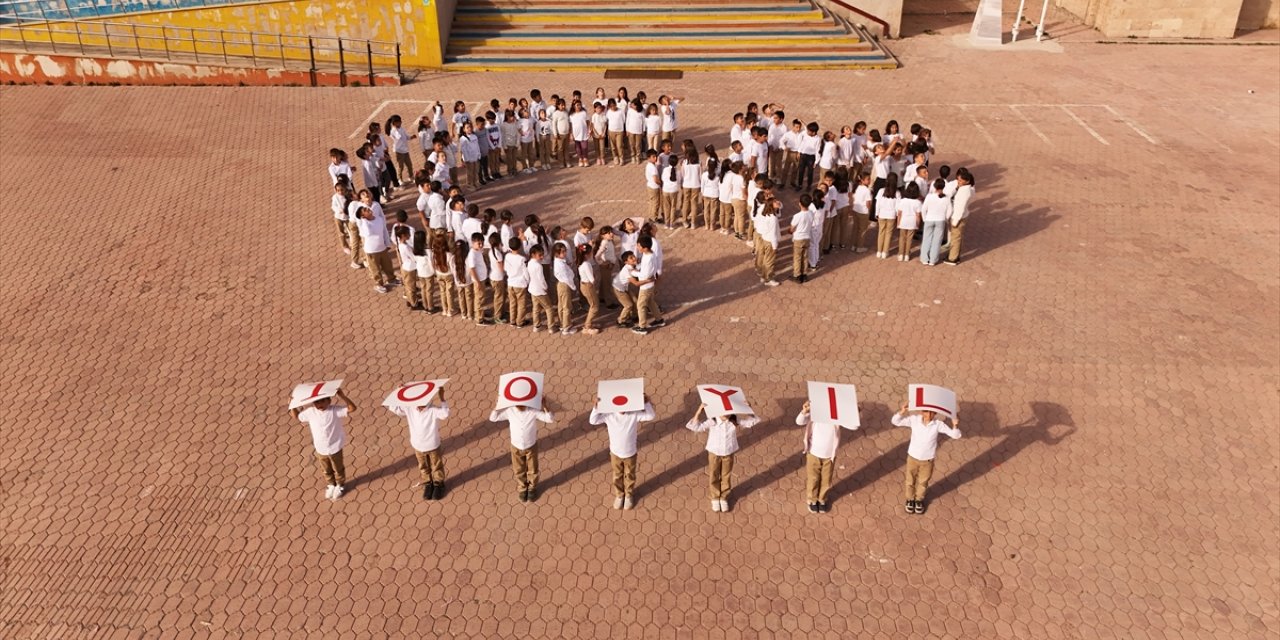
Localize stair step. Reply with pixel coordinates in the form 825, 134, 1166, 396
452, 11, 827, 24
450, 29, 854, 41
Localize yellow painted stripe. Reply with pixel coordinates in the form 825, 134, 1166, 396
446, 62, 896, 72
452, 11, 826, 24
449, 37, 857, 47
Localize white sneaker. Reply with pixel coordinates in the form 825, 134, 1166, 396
711, 500, 721, 512
325, 485, 336, 499
350, 262, 363, 269
561, 328, 578, 336
613, 497, 624, 510
333, 485, 344, 499
719, 500, 730, 512
375, 285, 390, 293
342, 248, 351, 255
622, 496, 634, 510
533, 326, 542, 333
764, 280, 779, 287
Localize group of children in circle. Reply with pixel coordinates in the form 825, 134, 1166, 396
640, 102, 978, 286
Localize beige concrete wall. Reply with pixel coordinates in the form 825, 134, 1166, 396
1237, 0, 1280, 28
813, 0, 902, 38
1056, 0, 1272, 37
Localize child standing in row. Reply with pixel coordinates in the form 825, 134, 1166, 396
686, 404, 758, 512
489, 401, 555, 502
293, 389, 357, 500
589, 394, 655, 510
388, 387, 450, 500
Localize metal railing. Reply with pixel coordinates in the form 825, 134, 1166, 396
0, 19, 402, 84
0, 0, 236, 23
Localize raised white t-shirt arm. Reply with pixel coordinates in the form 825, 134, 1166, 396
588, 407, 606, 426
489, 408, 505, 423
890, 412, 911, 428
536, 410, 555, 423
941, 425, 962, 440
737, 416, 760, 430
686, 418, 710, 433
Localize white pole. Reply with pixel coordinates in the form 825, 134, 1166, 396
1035, 0, 1050, 41
1012, 0, 1027, 42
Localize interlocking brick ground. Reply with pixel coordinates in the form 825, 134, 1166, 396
1, 24, 1278, 640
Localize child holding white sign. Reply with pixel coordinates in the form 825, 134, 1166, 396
292, 389, 357, 500
490, 403, 555, 502
388, 387, 451, 500
686, 404, 759, 512
892, 402, 961, 514
589, 393, 655, 510
795, 400, 847, 513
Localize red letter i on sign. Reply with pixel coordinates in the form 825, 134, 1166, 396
827, 387, 838, 421
306, 383, 325, 400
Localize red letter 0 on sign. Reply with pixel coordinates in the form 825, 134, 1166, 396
504, 376, 538, 402
397, 381, 436, 403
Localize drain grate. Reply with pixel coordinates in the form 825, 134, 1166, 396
604, 69, 684, 80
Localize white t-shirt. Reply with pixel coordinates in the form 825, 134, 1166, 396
875, 189, 899, 220
853, 184, 872, 215
681, 162, 701, 189
490, 406, 554, 450
644, 114, 662, 136
798, 133, 821, 155
921, 192, 953, 223
660, 100, 679, 131
459, 134, 481, 163
332, 193, 348, 221
356, 210, 389, 254
577, 260, 595, 286
613, 263, 636, 291
645, 162, 661, 190
891, 412, 961, 461
637, 252, 658, 290
527, 259, 549, 296
754, 213, 780, 249
488, 248, 506, 282
896, 199, 922, 230
606, 108, 626, 132
504, 253, 529, 288
790, 209, 814, 241
687, 415, 759, 457
466, 247, 488, 281
590, 403, 656, 458
570, 111, 590, 142
397, 241, 416, 272
661, 166, 680, 194
389, 403, 450, 452
701, 172, 720, 199
625, 109, 645, 135
590, 112, 609, 137
389, 125, 411, 154
553, 258, 577, 290
297, 405, 347, 455
798, 412, 847, 460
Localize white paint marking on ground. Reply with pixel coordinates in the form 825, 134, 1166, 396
576, 199, 638, 210
1103, 105, 1159, 145
349, 99, 446, 139
1061, 106, 1109, 146
959, 105, 997, 147
1010, 105, 1052, 146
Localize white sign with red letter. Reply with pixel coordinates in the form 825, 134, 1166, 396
597, 378, 645, 414
289, 379, 344, 410
697, 384, 754, 419
496, 372, 545, 411
382, 379, 449, 409
806, 381, 861, 428
908, 384, 957, 420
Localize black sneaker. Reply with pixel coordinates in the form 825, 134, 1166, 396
914, 500, 925, 514
808, 502, 819, 513
433, 482, 446, 500
631, 326, 650, 335
519, 490, 530, 502
477, 318, 494, 326
526, 488, 538, 502
649, 318, 666, 328
422, 483, 433, 500
797, 274, 808, 284
819, 502, 830, 513
905, 500, 915, 514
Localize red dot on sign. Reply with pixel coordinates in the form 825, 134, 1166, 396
612, 395, 628, 406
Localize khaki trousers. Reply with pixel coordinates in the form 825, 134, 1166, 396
581, 282, 599, 329
436, 274, 456, 315
556, 283, 575, 330
707, 452, 734, 500
792, 240, 810, 277
490, 280, 508, 321
347, 220, 365, 265
647, 188, 661, 221
681, 188, 700, 227
420, 272, 438, 310
731, 200, 747, 235
701, 196, 719, 229
508, 286, 528, 325
769, 148, 784, 180
718, 201, 733, 231
532, 294, 556, 331
610, 453, 637, 497
822, 217, 836, 251
661, 191, 678, 222
456, 280, 474, 319
465, 161, 480, 188
402, 269, 420, 307
471, 280, 487, 321
805, 453, 834, 504
335, 218, 351, 250
756, 240, 776, 282
637, 286, 661, 327
368, 250, 395, 286
852, 213, 871, 251
316, 450, 346, 486
504, 145, 519, 175
876, 219, 896, 254
511, 445, 539, 492
613, 287, 636, 324
904, 455, 935, 501
596, 263, 614, 303
520, 142, 535, 170
395, 151, 414, 182
415, 449, 445, 483
898, 228, 914, 258
948, 220, 966, 262
553, 134, 569, 167
628, 133, 643, 162
594, 137, 606, 162
537, 136, 552, 168
782, 151, 800, 186
609, 132, 625, 163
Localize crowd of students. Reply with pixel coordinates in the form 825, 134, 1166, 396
326, 87, 690, 336
294, 386, 961, 516
640, 104, 978, 284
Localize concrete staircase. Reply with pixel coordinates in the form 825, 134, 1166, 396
444, 0, 896, 71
